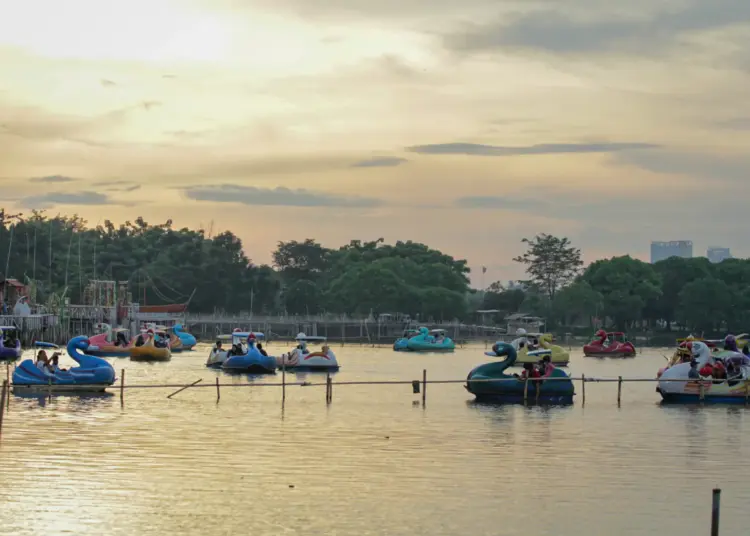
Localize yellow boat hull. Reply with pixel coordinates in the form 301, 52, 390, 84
129, 340, 171, 362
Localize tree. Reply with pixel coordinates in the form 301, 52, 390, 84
513, 234, 583, 301
272, 239, 328, 283
677, 277, 733, 333
581, 256, 661, 329
553, 281, 603, 327
481, 282, 526, 318
651, 257, 713, 330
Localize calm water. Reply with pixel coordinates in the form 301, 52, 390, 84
0, 343, 746, 535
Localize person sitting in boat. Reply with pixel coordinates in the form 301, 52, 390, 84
213, 340, 223, 353
247, 333, 257, 346
134, 333, 145, 347
528, 337, 540, 351
712, 359, 727, 380
35, 350, 49, 372
743, 344, 750, 357
516, 362, 541, 381
115, 331, 129, 347
688, 359, 700, 379
724, 335, 740, 353
539, 354, 555, 377
257, 343, 268, 357
699, 361, 714, 378
434, 332, 444, 343
50, 353, 66, 373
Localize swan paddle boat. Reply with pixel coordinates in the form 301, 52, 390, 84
510, 329, 569, 366
465, 341, 574, 404
583, 330, 636, 358
277, 333, 339, 372
220, 332, 276, 374
172, 324, 197, 350
12, 336, 116, 393
207, 329, 265, 368
0, 326, 22, 360
130, 329, 172, 362
87, 323, 134, 357
393, 327, 455, 352
657, 341, 750, 403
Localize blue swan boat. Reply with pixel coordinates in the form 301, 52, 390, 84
393, 327, 456, 352
222, 338, 277, 374
173, 324, 197, 350
0, 326, 22, 360
12, 336, 116, 392
465, 342, 574, 404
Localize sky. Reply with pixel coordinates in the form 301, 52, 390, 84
1, 0, 749, 287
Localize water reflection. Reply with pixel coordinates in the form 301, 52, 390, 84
2, 345, 750, 536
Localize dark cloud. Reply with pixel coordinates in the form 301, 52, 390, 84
29, 175, 76, 183
454, 196, 542, 210
614, 150, 750, 183
406, 141, 658, 156
351, 156, 409, 168
20, 191, 113, 209
716, 118, 750, 130
443, 0, 750, 55
182, 184, 384, 208
91, 180, 142, 192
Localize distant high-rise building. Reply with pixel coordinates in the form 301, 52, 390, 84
707, 247, 732, 263
650, 241, 693, 263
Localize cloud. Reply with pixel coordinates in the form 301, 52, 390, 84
442, 0, 750, 56
20, 191, 114, 209
454, 196, 542, 210
29, 175, 76, 183
100, 79, 117, 87
91, 180, 142, 192
614, 150, 750, 183
182, 184, 384, 208
716, 118, 750, 130
406, 142, 659, 156
351, 156, 409, 168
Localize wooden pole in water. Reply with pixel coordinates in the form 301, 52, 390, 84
326, 373, 333, 403
120, 369, 125, 402
523, 376, 529, 404
745, 380, 748, 406
167, 378, 203, 399
581, 374, 586, 406
617, 376, 622, 406
699, 381, 705, 401
282, 360, 286, 402
0, 379, 7, 439
422, 369, 427, 405
215, 377, 220, 401
711, 488, 721, 536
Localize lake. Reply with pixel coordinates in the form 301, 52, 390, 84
0, 343, 746, 535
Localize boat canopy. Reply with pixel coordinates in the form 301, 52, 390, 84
429, 329, 447, 334
218, 332, 265, 342
295, 332, 326, 342
0, 326, 18, 332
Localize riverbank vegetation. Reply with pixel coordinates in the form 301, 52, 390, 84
1, 211, 746, 332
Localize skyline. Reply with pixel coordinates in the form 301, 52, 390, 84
2, 0, 749, 284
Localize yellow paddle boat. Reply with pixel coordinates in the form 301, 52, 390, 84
512, 332, 570, 366
129, 332, 172, 362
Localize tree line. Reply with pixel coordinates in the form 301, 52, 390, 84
0, 211, 471, 319
484, 233, 749, 333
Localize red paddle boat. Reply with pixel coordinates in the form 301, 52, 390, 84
583, 330, 636, 357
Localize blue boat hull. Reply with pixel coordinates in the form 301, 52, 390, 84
658, 389, 750, 404
222, 353, 277, 374
470, 390, 574, 405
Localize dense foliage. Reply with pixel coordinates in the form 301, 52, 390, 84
487, 234, 750, 334
0, 211, 471, 319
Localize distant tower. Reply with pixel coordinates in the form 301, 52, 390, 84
650, 241, 693, 263
707, 247, 731, 263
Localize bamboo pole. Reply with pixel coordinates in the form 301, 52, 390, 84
215, 377, 220, 401
0, 379, 7, 439
581, 374, 586, 406
120, 369, 125, 402
523, 376, 529, 404
166, 379, 203, 399
700, 381, 705, 401
422, 369, 427, 405
617, 376, 622, 406
711, 488, 721, 536
282, 359, 286, 402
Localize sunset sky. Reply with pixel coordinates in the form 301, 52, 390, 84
1, 0, 749, 285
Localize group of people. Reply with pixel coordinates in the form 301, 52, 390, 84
213, 333, 268, 357
34, 350, 66, 374
515, 354, 556, 381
